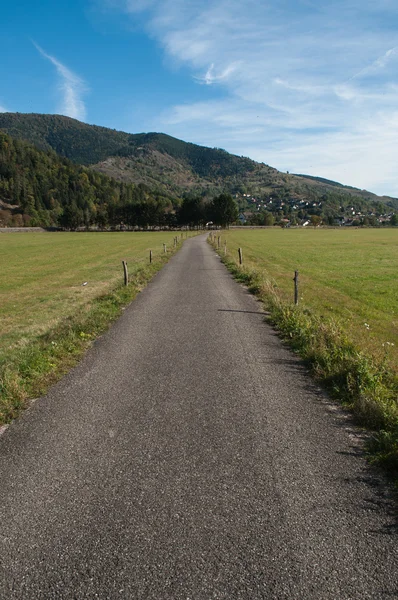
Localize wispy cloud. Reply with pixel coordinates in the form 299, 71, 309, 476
0, 105, 7, 113
195, 62, 240, 85
33, 42, 88, 121
111, 0, 398, 195
351, 46, 398, 80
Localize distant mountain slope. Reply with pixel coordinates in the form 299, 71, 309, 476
294, 174, 350, 188
0, 113, 255, 177
292, 173, 394, 203
0, 113, 131, 164
1, 112, 397, 214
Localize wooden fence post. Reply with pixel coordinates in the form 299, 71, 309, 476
149, 250, 152, 264
217, 236, 220, 249
163, 243, 166, 253
238, 247, 243, 265
294, 270, 299, 305
122, 260, 128, 286
224, 241, 227, 255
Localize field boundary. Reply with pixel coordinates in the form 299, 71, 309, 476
0, 239, 186, 427
208, 235, 398, 480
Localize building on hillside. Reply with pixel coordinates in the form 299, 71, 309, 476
334, 216, 346, 226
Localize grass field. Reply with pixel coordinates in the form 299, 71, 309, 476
221, 228, 398, 369
1, 232, 182, 358
0, 231, 188, 424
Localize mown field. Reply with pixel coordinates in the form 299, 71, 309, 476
0, 231, 187, 424
1, 232, 181, 357
222, 228, 398, 369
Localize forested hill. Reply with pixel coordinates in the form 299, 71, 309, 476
1, 112, 397, 225
0, 113, 255, 177
0, 113, 131, 164
0, 131, 179, 228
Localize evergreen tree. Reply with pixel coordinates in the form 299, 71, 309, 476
209, 193, 239, 228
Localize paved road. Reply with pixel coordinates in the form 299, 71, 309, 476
0, 235, 397, 599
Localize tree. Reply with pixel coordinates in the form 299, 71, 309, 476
59, 203, 84, 230
310, 215, 322, 228
390, 213, 398, 226
209, 193, 238, 228
263, 211, 274, 226
178, 196, 205, 228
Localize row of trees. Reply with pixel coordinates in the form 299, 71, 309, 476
178, 194, 238, 229
59, 193, 239, 230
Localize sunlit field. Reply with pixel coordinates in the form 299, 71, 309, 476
222, 228, 398, 368
0, 231, 182, 362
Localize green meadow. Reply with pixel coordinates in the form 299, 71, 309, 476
222, 228, 398, 369
0, 231, 186, 424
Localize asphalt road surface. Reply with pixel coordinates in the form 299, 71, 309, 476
0, 235, 397, 599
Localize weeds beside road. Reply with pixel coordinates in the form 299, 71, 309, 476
209, 230, 398, 477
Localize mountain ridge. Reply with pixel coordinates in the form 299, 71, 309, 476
0, 112, 397, 222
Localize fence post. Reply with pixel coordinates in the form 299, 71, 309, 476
238, 247, 243, 265
217, 236, 220, 249
122, 260, 128, 286
149, 250, 152, 264
294, 270, 299, 305
224, 241, 227, 255
163, 243, 166, 254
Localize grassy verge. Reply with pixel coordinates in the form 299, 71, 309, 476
216, 229, 398, 368
0, 235, 188, 426
209, 235, 398, 478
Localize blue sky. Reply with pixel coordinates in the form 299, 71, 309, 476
2, 1, 398, 196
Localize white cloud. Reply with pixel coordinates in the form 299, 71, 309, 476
33, 42, 88, 121
0, 105, 7, 113
113, 0, 398, 195
251, 114, 398, 197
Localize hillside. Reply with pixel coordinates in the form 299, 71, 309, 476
0, 113, 131, 164
1, 112, 397, 224
0, 131, 178, 229
0, 113, 256, 178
